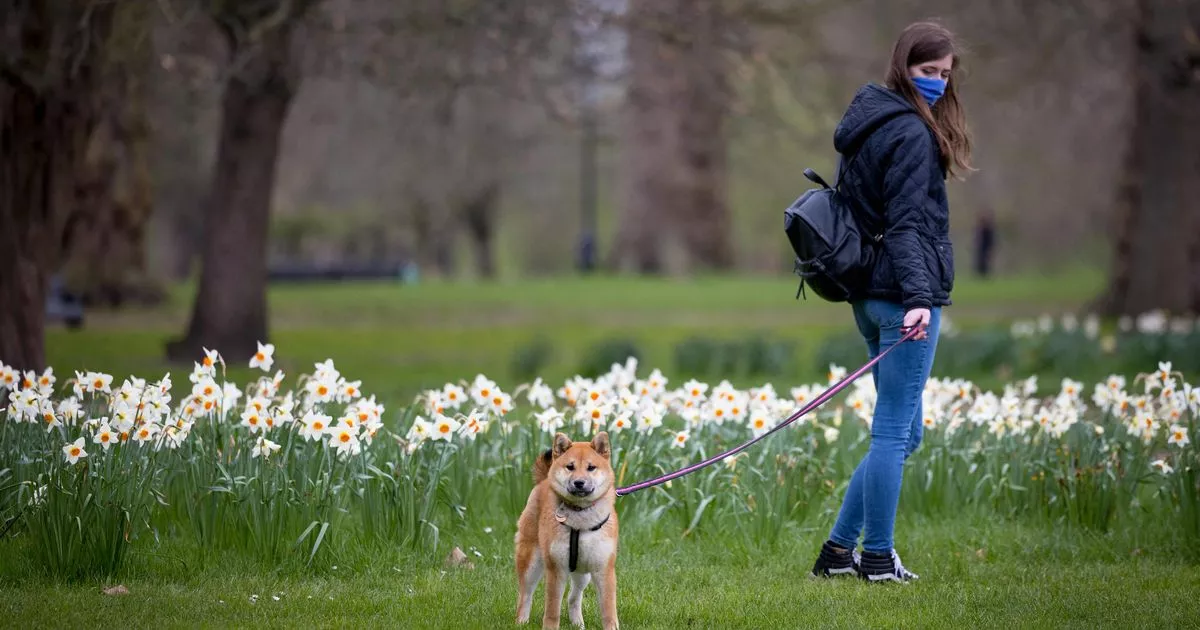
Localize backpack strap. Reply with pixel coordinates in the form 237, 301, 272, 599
833, 152, 855, 192
833, 109, 917, 191
832, 109, 918, 239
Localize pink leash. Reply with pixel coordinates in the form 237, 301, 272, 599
615, 325, 922, 497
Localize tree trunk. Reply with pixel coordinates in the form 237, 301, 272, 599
409, 195, 457, 279
462, 183, 500, 280
1098, 0, 1151, 316
610, 0, 674, 274
167, 25, 296, 364
612, 0, 733, 274
1099, 0, 1200, 316
0, 2, 112, 371
63, 59, 160, 308
0, 82, 47, 370
0, 85, 93, 371
677, 1, 733, 271
0, 245, 46, 372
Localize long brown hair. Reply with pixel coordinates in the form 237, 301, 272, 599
885, 21, 974, 179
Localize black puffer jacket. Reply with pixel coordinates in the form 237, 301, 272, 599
833, 83, 954, 311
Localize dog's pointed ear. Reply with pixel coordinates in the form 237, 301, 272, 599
591, 431, 610, 457
552, 432, 572, 457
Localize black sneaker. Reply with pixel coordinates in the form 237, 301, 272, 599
857, 549, 919, 583
810, 540, 857, 578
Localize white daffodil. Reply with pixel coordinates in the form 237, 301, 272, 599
1167, 424, 1190, 448
241, 408, 266, 434
84, 371, 113, 394
93, 422, 117, 451
682, 379, 709, 402
299, 411, 331, 442
487, 391, 513, 417
249, 341, 275, 372
430, 414, 460, 441
443, 383, 468, 409
1150, 459, 1174, 474
252, 436, 281, 459
337, 379, 362, 403
132, 423, 160, 446
535, 408, 565, 434
328, 425, 362, 457
407, 416, 433, 442
62, 437, 88, 464
636, 404, 663, 433
748, 409, 772, 438
470, 374, 498, 407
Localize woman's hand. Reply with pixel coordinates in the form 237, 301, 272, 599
902, 308, 931, 340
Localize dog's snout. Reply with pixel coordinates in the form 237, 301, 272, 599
572, 479, 586, 489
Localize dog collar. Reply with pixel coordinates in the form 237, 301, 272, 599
554, 499, 600, 523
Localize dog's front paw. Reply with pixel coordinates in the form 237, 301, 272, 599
516, 612, 529, 625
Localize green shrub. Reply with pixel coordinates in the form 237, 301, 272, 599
576, 338, 642, 379
510, 336, 555, 383
674, 334, 798, 381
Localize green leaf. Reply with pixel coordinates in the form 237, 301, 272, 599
683, 494, 716, 537
308, 522, 330, 566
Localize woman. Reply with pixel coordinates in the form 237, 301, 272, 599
809, 21, 973, 582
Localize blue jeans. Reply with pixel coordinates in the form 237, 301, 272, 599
828, 299, 941, 553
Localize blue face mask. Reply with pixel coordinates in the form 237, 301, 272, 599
911, 76, 946, 107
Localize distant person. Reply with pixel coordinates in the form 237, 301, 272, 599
808, 20, 973, 583
975, 209, 996, 278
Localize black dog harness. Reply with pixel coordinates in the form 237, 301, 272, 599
558, 502, 610, 573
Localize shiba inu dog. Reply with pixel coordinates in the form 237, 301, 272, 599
515, 431, 619, 630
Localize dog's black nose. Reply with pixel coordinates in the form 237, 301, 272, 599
573, 479, 586, 489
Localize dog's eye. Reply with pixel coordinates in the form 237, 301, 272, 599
587, 464, 596, 472
565, 463, 575, 471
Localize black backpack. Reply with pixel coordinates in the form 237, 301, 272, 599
783, 137, 887, 303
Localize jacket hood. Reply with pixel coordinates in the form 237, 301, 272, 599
833, 83, 918, 154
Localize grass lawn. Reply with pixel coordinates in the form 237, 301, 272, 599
16, 268, 1195, 629
4, 513, 1198, 629
45, 268, 1104, 405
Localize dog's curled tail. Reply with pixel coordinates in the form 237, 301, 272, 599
532, 448, 552, 484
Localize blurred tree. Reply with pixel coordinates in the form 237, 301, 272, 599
1, 0, 119, 370
1099, 0, 1200, 316
333, 0, 570, 280
611, 0, 736, 273
146, 10, 225, 283
167, 0, 324, 364
60, 3, 164, 309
